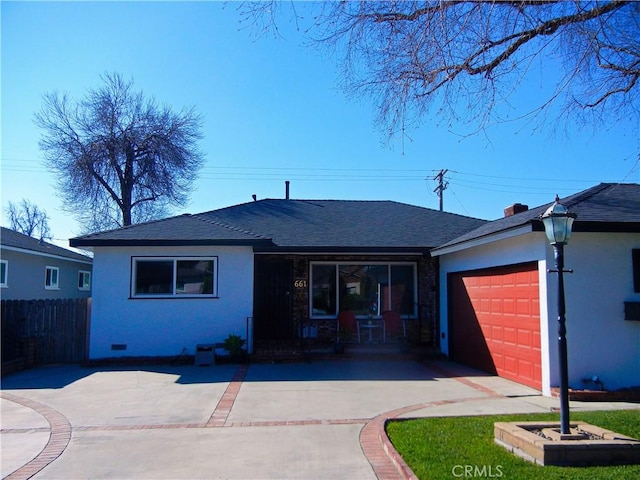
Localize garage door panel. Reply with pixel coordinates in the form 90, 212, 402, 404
502, 299, 515, 315
479, 298, 490, 314
517, 328, 532, 347
491, 298, 502, 314
503, 327, 518, 345
491, 325, 503, 341
517, 360, 534, 384
493, 352, 505, 371
516, 298, 532, 316
503, 356, 518, 376
449, 263, 542, 390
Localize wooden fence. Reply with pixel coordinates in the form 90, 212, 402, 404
1, 298, 90, 366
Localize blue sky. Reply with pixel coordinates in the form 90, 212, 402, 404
2, 1, 638, 247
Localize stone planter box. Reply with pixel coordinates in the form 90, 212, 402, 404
495, 421, 640, 466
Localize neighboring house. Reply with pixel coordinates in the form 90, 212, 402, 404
70, 199, 486, 360
1, 227, 93, 300
431, 183, 640, 395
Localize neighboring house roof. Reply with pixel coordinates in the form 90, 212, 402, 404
1, 227, 92, 264
70, 199, 487, 253
432, 183, 640, 255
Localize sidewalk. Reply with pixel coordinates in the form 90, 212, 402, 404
2, 359, 638, 479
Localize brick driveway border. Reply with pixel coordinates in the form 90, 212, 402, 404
3, 360, 639, 479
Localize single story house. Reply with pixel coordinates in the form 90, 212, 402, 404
1, 227, 93, 300
70, 198, 486, 359
431, 183, 640, 395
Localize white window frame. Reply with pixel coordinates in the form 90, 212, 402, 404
45, 266, 60, 290
1, 260, 8, 287
78, 270, 91, 291
131, 256, 218, 298
310, 261, 418, 319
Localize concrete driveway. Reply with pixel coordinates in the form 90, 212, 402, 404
2, 359, 638, 480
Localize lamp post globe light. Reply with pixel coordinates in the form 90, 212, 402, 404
541, 195, 577, 435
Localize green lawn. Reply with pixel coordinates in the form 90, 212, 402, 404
386, 410, 640, 480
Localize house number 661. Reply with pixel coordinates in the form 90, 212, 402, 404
294, 280, 308, 288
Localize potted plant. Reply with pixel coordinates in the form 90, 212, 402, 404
217, 334, 247, 363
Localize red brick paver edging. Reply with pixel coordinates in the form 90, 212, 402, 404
360, 362, 506, 480
2, 362, 509, 480
207, 364, 248, 427
1, 392, 71, 480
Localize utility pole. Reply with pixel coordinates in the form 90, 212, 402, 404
433, 169, 448, 212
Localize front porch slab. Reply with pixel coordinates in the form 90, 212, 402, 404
494, 421, 640, 466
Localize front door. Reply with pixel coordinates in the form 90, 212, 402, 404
254, 257, 294, 341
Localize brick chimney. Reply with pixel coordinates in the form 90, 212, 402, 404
504, 203, 529, 217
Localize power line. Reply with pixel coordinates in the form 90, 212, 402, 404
450, 188, 471, 216
2, 158, 625, 193
447, 182, 574, 196
448, 170, 603, 184
448, 178, 572, 192
0, 158, 620, 183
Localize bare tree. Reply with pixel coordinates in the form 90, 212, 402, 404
6, 199, 53, 241
241, 1, 640, 143
35, 73, 204, 232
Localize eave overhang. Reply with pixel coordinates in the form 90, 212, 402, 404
430, 224, 534, 257
253, 246, 431, 255
432, 219, 640, 257
69, 238, 275, 248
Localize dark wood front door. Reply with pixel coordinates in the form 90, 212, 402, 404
254, 257, 294, 341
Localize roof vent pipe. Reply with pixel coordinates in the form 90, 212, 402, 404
285, 180, 290, 200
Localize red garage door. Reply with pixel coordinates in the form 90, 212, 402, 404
449, 263, 541, 390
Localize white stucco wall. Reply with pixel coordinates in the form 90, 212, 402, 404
89, 245, 255, 359
437, 230, 640, 396
556, 232, 640, 393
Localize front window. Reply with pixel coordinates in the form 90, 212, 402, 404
78, 270, 91, 290
132, 257, 217, 297
312, 264, 337, 316
311, 262, 417, 318
45, 266, 59, 289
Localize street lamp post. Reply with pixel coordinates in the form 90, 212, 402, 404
541, 195, 576, 435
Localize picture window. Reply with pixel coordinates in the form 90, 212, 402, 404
311, 262, 417, 318
131, 257, 217, 298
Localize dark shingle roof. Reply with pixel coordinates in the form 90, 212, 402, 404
70, 199, 487, 252
1, 227, 92, 263
199, 200, 486, 251
70, 214, 272, 247
434, 183, 640, 251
